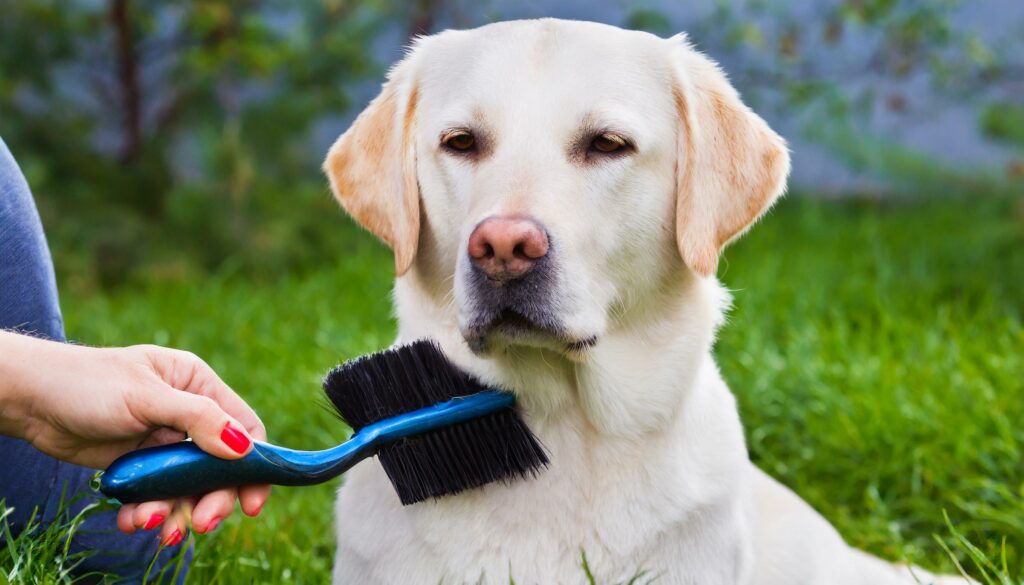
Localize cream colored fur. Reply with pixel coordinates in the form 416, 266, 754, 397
323, 19, 971, 585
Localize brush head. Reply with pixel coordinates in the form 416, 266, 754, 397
323, 340, 548, 505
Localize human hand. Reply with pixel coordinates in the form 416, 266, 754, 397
0, 332, 271, 544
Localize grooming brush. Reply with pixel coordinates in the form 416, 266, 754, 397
100, 340, 547, 505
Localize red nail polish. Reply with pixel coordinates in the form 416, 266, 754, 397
248, 501, 264, 517
220, 423, 251, 454
143, 513, 166, 531
204, 516, 222, 533
163, 529, 183, 547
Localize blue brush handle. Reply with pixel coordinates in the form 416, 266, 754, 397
100, 391, 515, 503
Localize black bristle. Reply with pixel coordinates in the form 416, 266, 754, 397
323, 340, 548, 505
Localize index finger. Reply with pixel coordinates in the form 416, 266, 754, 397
144, 347, 267, 441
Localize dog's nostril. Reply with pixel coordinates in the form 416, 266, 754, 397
512, 243, 525, 258
483, 244, 494, 259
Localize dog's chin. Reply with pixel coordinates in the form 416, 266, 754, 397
461, 310, 598, 363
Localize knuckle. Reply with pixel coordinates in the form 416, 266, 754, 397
126, 343, 161, 357
177, 349, 202, 364
170, 348, 205, 370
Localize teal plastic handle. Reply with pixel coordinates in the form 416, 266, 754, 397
99, 391, 515, 503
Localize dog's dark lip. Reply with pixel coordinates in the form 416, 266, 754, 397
564, 336, 598, 353
489, 309, 556, 337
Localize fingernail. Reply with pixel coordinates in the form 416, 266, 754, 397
163, 529, 183, 547
143, 513, 166, 531
220, 422, 251, 454
204, 516, 222, 533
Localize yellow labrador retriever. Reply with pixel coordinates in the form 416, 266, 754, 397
323, 18, 968, 585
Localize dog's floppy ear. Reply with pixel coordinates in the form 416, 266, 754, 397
671, 39, 790, 277
323, 59, 420, 275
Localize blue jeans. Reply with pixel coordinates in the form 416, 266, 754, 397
0, 138, 190, 582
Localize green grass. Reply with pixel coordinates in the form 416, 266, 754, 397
1, 494, 109, 584
4, 195, 1022, 583
718, 195, 1024, 578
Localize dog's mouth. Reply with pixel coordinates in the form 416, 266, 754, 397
463, 308, 597, 358
459, 250, 597, 359
490, 309, 557, 338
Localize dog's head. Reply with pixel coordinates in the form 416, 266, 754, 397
324, 19, 788, 361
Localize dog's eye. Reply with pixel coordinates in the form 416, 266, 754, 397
442, 130, 476, 152
590, 133, 627, 154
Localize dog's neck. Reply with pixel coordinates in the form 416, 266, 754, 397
393, 270, 727, 438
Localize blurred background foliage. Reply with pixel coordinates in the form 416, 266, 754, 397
1, 0, 390, 290
0, 0, 1021, 293
1, 1, 1022, 582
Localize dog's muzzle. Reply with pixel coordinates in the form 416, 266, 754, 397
460, 215, 569, 352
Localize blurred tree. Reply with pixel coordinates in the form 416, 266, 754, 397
0, 0, 399, 287
407, 0, 444, 39
629, 0, 1023, 194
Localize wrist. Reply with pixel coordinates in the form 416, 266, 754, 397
0, 332, 47, 438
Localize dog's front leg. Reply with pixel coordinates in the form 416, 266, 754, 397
642, 498, 754, 585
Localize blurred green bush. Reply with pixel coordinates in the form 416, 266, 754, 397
1, 0, 392, 292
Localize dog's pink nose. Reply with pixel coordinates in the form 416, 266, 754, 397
468, 216, 549, 280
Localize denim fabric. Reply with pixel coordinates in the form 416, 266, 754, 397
0, 138, 190, 583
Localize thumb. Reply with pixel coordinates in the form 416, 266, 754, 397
137, 384, 254, 460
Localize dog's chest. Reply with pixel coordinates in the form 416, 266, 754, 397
332, 402, 748, 585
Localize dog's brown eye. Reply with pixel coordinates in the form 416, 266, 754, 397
591, 133, 627, 154
442, 130, 476, 152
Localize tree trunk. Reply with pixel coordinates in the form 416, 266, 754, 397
110, 0, 141, 163
407, 0, 442, 43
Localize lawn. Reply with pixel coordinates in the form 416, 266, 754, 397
6, 195, 1023, 583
